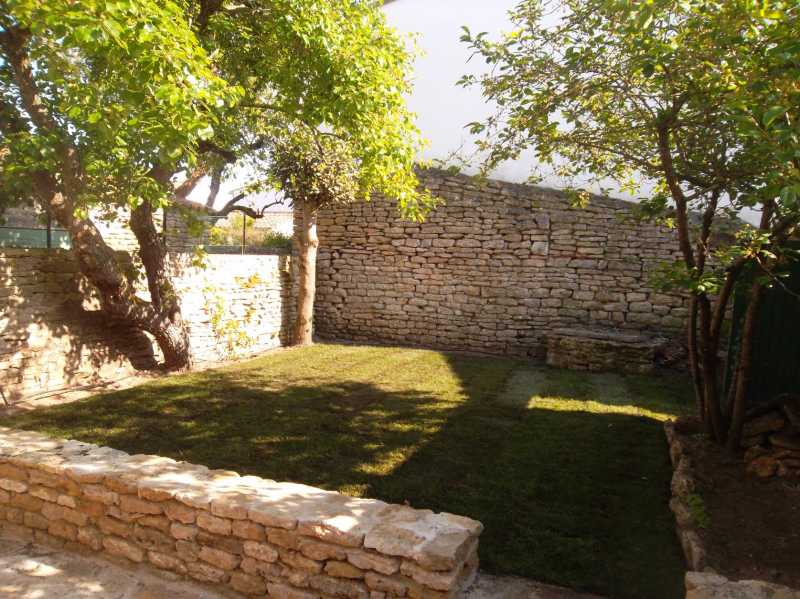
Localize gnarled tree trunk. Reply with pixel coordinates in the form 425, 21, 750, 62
130, 201, 192, 369
293, 201, 318, 346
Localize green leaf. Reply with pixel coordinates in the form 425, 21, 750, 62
763, 105, 787, 127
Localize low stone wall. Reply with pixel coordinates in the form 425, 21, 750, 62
0, 249, 293, 402
664, 421, 707, 572
686, 572, 800, 598
315, 169, 689, 360
545, 327, 666, 374
666, 424, 800, 599
0, 427, 481, 598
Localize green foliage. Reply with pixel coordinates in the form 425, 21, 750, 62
461, 0, 800, 291
258, 230, 292, 252
0, 0, 238, 213
1, 0, 429, 221
685, 493, 710, 529
209, 214, 292, 252
199, 0, 431, 219
201, 275, 262, 358
267, 128, 360, 209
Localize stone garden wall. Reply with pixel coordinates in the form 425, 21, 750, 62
0, 427, 481, 598
0, 249, 293, 402
314, 169, 689, 359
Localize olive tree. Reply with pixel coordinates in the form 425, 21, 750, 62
461, 0, 800, 449
1, 0, 426, 369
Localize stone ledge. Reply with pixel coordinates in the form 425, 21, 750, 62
546, 327, 666, 374
0, 427, 482, 598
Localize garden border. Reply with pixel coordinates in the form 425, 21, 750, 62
664, 421, 800, 599
0, 427, 481, 598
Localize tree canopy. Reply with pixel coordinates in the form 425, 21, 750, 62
1, 0, 429, 367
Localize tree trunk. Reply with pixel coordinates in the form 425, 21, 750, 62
726, 278, 765, 452
2, 25, 192, 370
698, 295, 726, 443
130, 201, 192, 369
687, 296, 705, 419
293, 202, 319, 346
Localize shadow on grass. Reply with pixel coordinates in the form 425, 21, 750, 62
4, 345, 690, 599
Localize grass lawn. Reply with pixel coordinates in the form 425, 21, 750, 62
6, 343, 692, 598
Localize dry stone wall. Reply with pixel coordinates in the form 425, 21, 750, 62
0, 249, 293, 401
0, 427, 482, 598
314, 169, 688, 359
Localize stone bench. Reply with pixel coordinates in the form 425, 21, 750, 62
545, 327, 667, 374
0, 427, 481, 598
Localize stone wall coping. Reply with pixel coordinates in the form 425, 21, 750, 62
550, 327, 666, 345
0, 426, 482, 587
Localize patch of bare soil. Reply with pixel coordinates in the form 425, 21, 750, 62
683, 427, 800, 588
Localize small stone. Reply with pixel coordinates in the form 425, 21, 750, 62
230, 571, 268, 596
0, 464, 28, 481
176, 540, 200, 562
300, 539, 347, 561
11, 493, 44, 513
196, 530, 244, 555
400, 560, 460, 592
267, 528, 299, 549
83, 484, 119, 505
138, 514, 171, 533
187, 560, 229, 583
0, 478, 28, 493
77, 526, 103, 551
103, 535, 145, 563
98, 516, 133, 538
243, 540, 279, 563
279, 548, 323, 574
211, 495, 250, 520
170, 522, 198, 541
364, 572, 408, 597
119, 495, 163, 515
232, 519, 266, 541
241, 556, 282, 579
325, 560, 365, 579
133, 524, 172, 549
148, 550, 187, 574
197, 511, 232, 535
29, 486, 60, 503
41, 503, 89, 527
199, 546, 241, 571
297, 518, 366, 548
139, 486, 173, 502
346, 550, 400, 576
164, 501, 196, 524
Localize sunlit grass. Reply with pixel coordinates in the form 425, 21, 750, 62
5, 343, 693, 599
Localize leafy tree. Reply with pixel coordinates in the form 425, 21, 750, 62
1, 0, 426, 369
461, 0, 800, 449
267, 128, 360, 345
